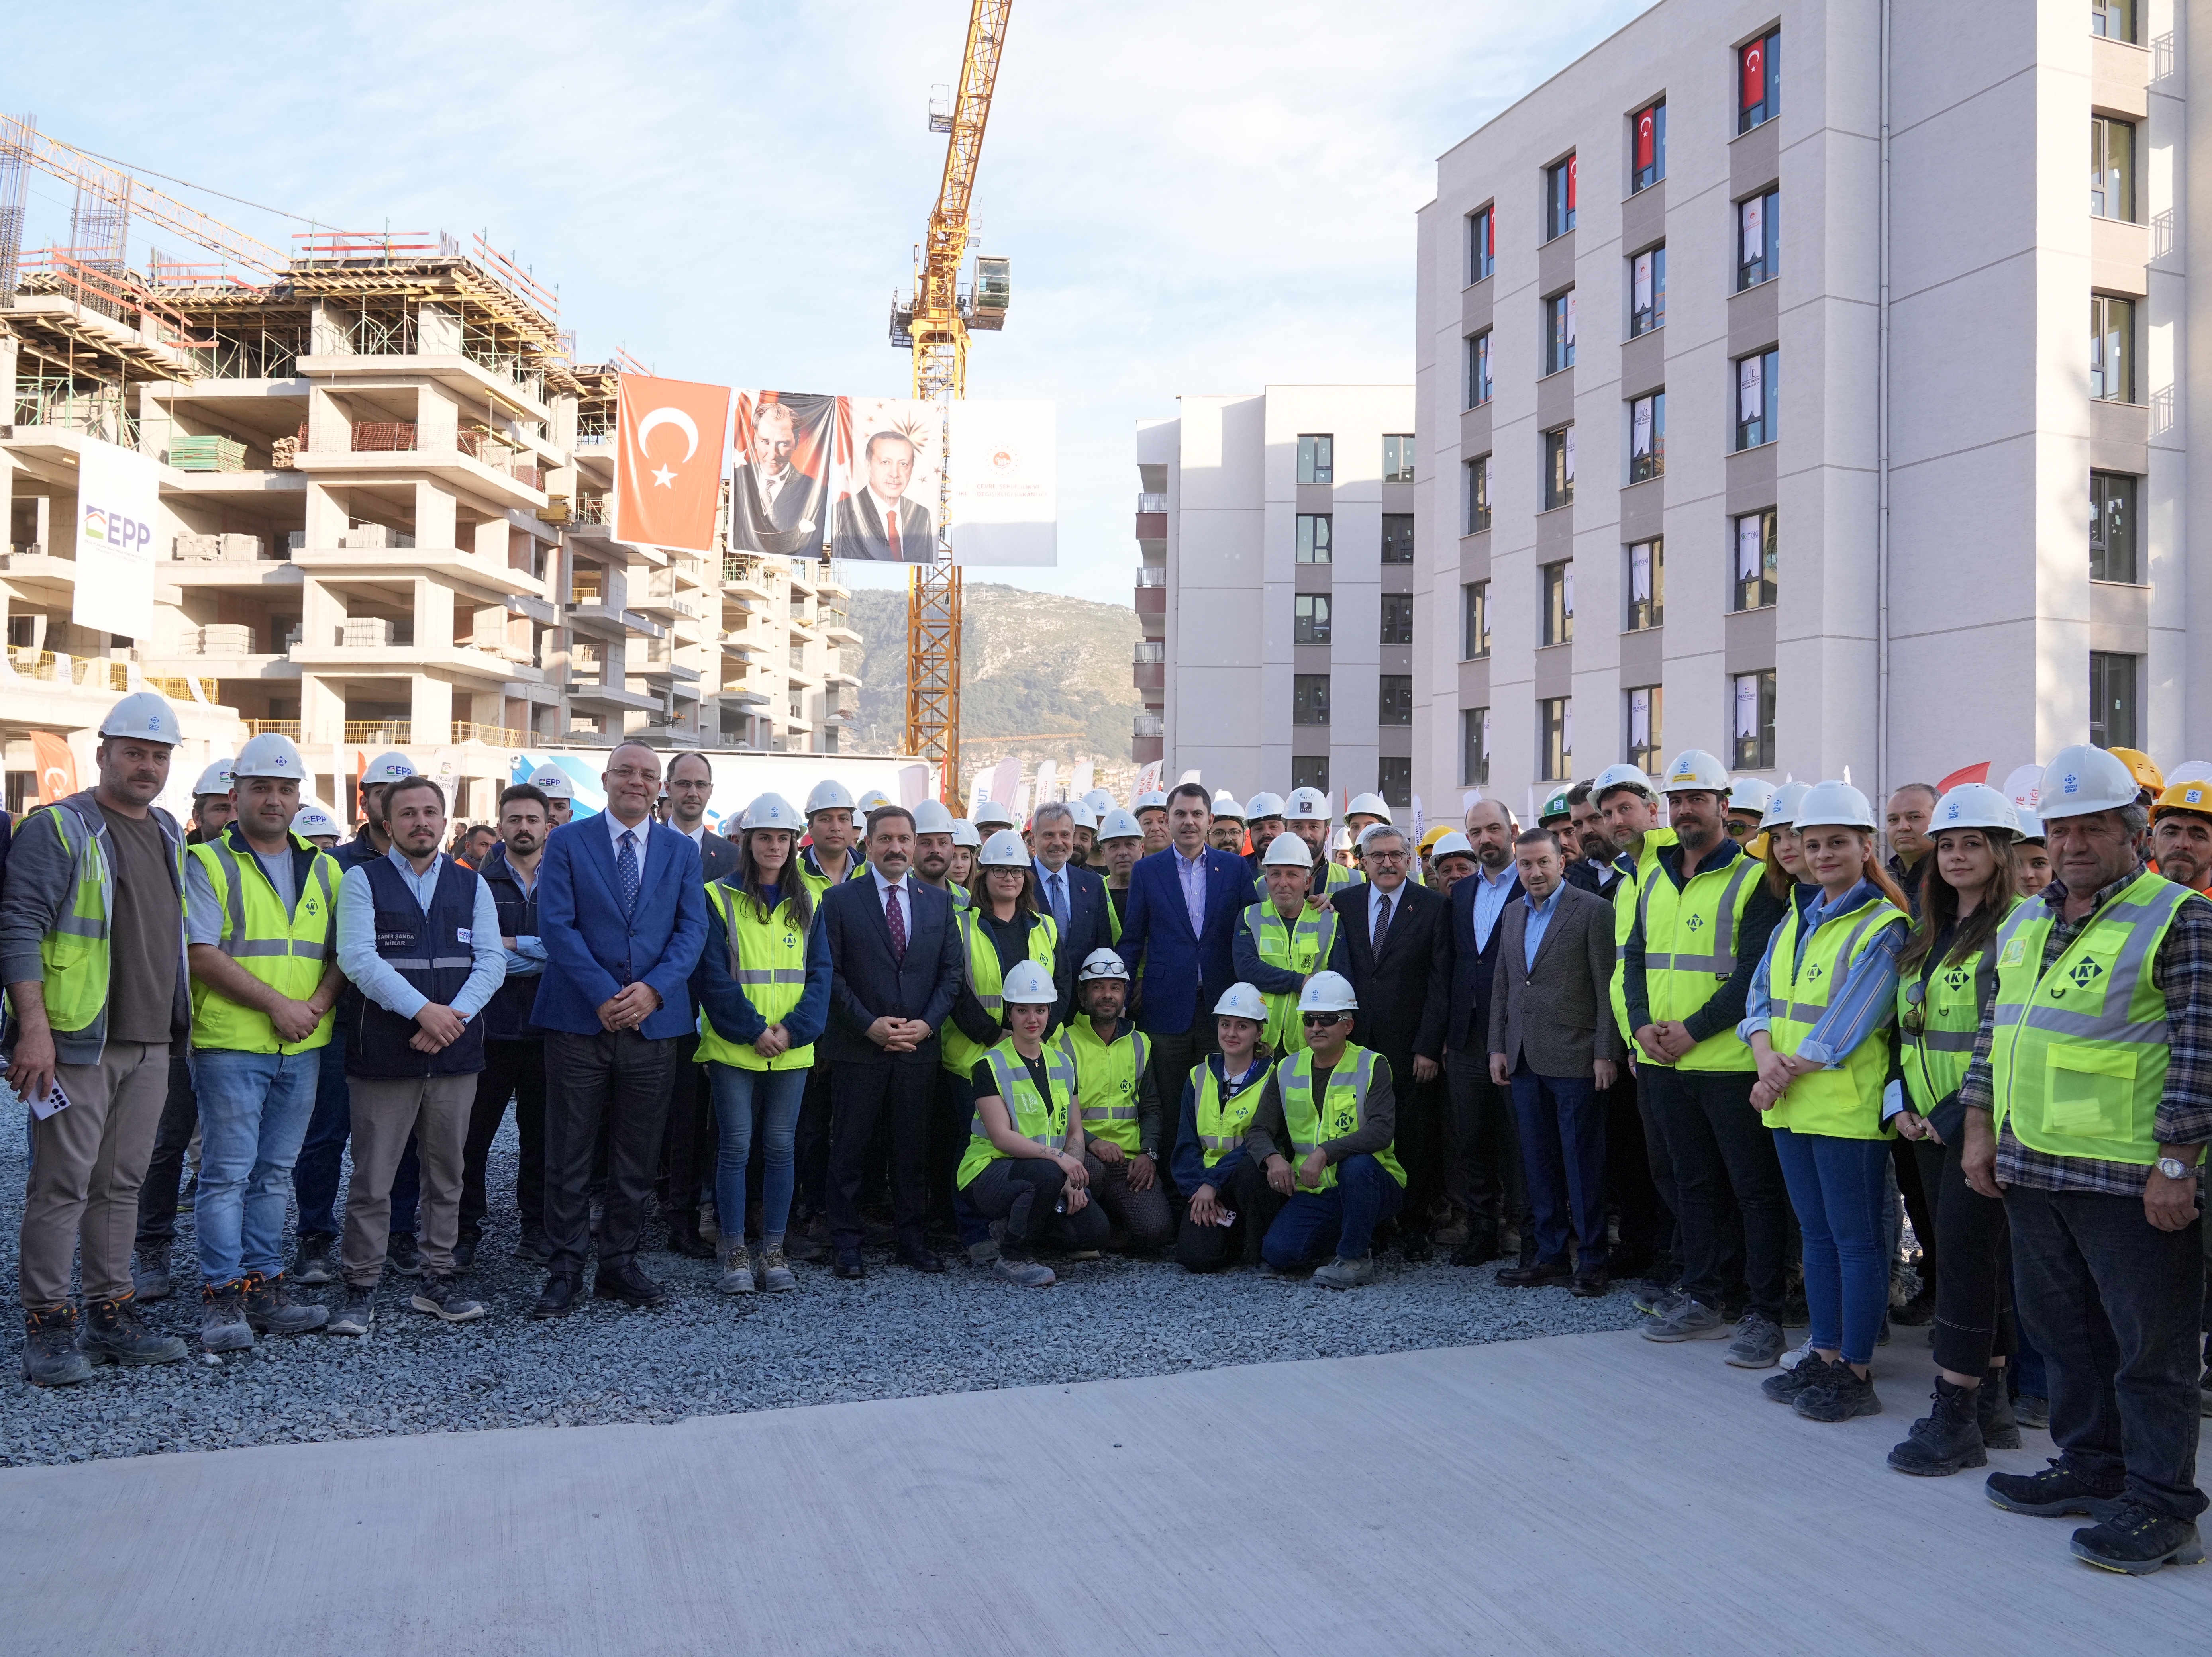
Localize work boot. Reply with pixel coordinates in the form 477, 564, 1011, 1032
410, 1274, 486, 1322
1313, 1254, 1379, 1290
1794, 1361, 1881, 1423
198, 1281, 255, 1353
131, 1259, 173, 1303
21, 1304, 94, 1387
1978, 1369, 2022, 1449
328, 1284, 376, 1337
716, 1238, 756, 1295
1887, 1378, 1986, 1476
78, 1294, 188, 1367
291, 1233, 337, 1286
387, 1233, 424, 1277
1986, 1460, 2124, 1518
2070, 1502, 2208, 1576
990, 1256, 1056, 1287
241, 1271, 329, 1335
757, 1246, 797, 1293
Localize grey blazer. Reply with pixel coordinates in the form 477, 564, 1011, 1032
1487, 881, 1624, 1076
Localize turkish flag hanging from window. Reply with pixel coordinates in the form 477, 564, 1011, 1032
615, 374, 731, 553
1566, 155, 1577, 213
31, 732, 78, 805
1637, 107, 1656, 171
1742, 39, 1766, 110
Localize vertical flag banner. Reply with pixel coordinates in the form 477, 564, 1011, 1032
1070, 759, 1095, 797
31, 732, 78, 804
732, 390, 836, 557
1742, 36, 1767, 112
615, 374, 731, 553
832, 398, 943, 564
949, 401, 1058, 567
72, 440, 161, 640
1636, 108, 1656, 172
1937, 761, 1992, 793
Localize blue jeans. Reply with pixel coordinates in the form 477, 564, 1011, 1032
191, 1047, 323, 1285
707, 1063, 807, 1242
1509, 1062, 1607, 1270
293, 1035, 418, 1239
1261, 1153, 1405, 1267
1772, 1128, 1890, 1365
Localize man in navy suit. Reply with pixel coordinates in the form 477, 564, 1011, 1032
1445, 799, 1528, 1267
813, 804, 965, 1277
528, 742, 708, 1317
1118, 783, 1259, 1190
1031, 799, 1117, 1016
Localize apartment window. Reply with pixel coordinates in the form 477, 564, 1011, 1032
1381, 513, 1414, 563
1544, 290, 1577, 374
1467, 330, 1494, 407
1462, 707, 1491, 786
1738, 189, 1779, 289
2092, 0, 2136, 41
1296, 513, 1333, 563
1469, 204, 1496, 283
1462, 579, 1491, 658
1733, 669, 1777, 770
1543, 425, 1575, 509
1540, 696, 1574, 781
1632, 100, 1667, 193
1733, 508, 1779, 610
1630, 245, 1666, 336
1383, 434, 1416, 483
1739, 29, 1779, 133
1379, 676, 1413, 727
2092, 117, 2135, 221
2091, 296, 2134, 402
1293, 674, 1332, 725
2090, 472, 2138, 584
1541, 560, 1575, 646
2090, 652, 2139, 749
1626, 685, 1663, 773
1297, 433, 1334, 484
1627, 539, 1664, 630
1294, 593, 1333, 644
1381, 593, 1415, 645
1292, 756, 1330, 793
1465, 454, 1492, 533
1376, 756, 1412, 809
1629, 390, 1665, 484
1736, 348, 1779, 449
1546, 155, 1577, 239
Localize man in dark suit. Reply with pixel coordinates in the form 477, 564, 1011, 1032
813, 804, 964, 1276
656, 752, 737, 1257
528, 742, 708, 1318
1446, 798, 1526, 1266
1487, 826, 1623, 1295
1118, 783, 1259, 1189
1326, 825, 1453, 1259
1031, 799, 1117, 1018
732, 401, 825, 551
831, 432, 935, 563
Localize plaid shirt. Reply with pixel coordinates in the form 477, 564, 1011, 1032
1959, 865, 2212, 1195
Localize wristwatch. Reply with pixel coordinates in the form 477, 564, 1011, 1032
2157, 1156, 2192, 1181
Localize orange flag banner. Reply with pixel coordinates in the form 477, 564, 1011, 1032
615, 374, 731, 553
1936, 761, 1991, 793
31, 732, 78, 804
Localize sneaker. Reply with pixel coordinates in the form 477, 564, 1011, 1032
1642, 1298, 1728, 1342
327, 1284, 377, 1337
716, 1239, 756, 1295
77, 1294, 188, 1367
757, 1249, 797, 1293
131, 1261, 173, 1303
1986, 1460, 2124, 1519
292, 1234, 338, 1286
1977, 1370, 2022, 1450
198, 1281, 255, 1353
514, 1228, 553, 1265
1795, 1361, 1881, 1422
410, 1274, 486, 1322
1777, 1333, 1816, 1371
2014, 1394, 2050, 1430
1887, 1378, 1987, 1475
1725, 1310, 1787, 1369
2070, 1502, 2207, 1577
387, 1233, 424, 1277
20, 1304, 94, 1387
1313, 1255, 1379, 1290
990, 1257, 1057, 1287
241, 1271, 329, 1335
1762, 1353, 1835, 1404
1633, 1281, 1685, 1318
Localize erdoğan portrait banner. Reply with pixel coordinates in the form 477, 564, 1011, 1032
615, 374, 731, 554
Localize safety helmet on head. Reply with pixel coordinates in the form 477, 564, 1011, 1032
96, 690, 184, 748
1930, 783, 2021, 840
1096, 807, 1143, 843
971, 797, 1018, 831
193, 759, 235, 798
855, 789, 894, 815
1418, 824, 1452, 852
1065, 799, 1098, 832
1262, 832, 1316, 869
1538, 788, 1573, 825
233, 731, 306, 781
1333, 827, 1355, 853
2154, 780, 2212, 822
2038, 745, 2141, 821
1077, 948, 1130, 984
290, 805, 340, 839
1729, 778, 1777, 817
1284, 787, 1332, 822
1297, 971, 1359, 1014
364, 750, 417, 787
1081, 788, 1115, 817
999, 959, 1057, 1007
1133, 790, 1169, 815
740, 792, 802, 833
1793, 780, 1877, 831
1211, 791, 1245, 822
1662, 748, 1732, 795
950, 819, 982, 848
2014, 807, 2046, 842
1591, 762, 1655, 805
1429, 830, 1477, 864
911, 798, 955, 835
803, 780, 855, 817
524, 764, 572, 800
978, 828, 1030, 869
2107, 746, 2164, 795
1345, 792, 1392, 823
1244, 791, 1286, 821
1759, 780, 1812, 832
1213, 982, 1267, 1023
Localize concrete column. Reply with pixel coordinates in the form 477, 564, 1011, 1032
308, 302, 353, 357
414, 577, 455, 653
409, 673, 453, 744
305, 385, 346, 455
417, 382, 460, 452
304, 481, 348, 550
414, 480, 457, 552
417, 306, 463, 357
300, 575, 346, 653
551, 393, 577, 452
471, 517, 506, 564
300, 674, 345, 746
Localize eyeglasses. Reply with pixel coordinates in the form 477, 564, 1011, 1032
1301, 1012, 1347, 1028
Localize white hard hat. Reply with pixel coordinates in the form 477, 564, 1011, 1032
1211, 791, 1246, 822
1346, 792, 1392, 822
524, 764, 572, 799
1592, 762, 1655, 803
1284, 787, 1332, 822
193, 758, 235, 797
950, 819, 983, 848
1298, 970, 1359, 1013
741, 792, 802, 832
972, 797, 1018, 831
1261, 832, 1316, 868
979, 828, 1030, 868
1000, 958, 1058, 1006
805, 779, 856, 816
363, 750, 417, 786
1662, 748, 1732, 794
1760, 780, 1812, 831
1930, 782, 2021, 840
1333, 827, 1355, 852
1133, 790, 1169, 814
1065, 799, 1098, 832
2039, 744, 2140, 821
1429, 830, 1476, 862
1096, 807, 1143, 843
1244, 791, 1286, 820
1729, 778, 1777, 816
1793, 779, 1877, 831
1081, 789, 1115, 816
234, 731, 306, 780
97, 690, 184, 747
290, 805, 339, 838
2014, 807, 2046, 842
1213, 982, 1267, 1022
856, 788, 894, 814
1077, 947, 1130, 984
911, 798, 955, 835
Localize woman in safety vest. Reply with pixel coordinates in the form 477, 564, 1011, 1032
1880, 783, 2025, 1474
1757, 780, 1813, 901
2012, 808, 2053, 897
947, 819, 980, 891
693, 792, 830, 1295
943, 830, 1066, 1110
956, 958, 1106, 1285
1171, 983, 1281, 1271
1740, 781, 1912, 1424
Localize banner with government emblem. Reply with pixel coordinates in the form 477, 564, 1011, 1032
948, 400, 1056, 567
614, 374, 731, 554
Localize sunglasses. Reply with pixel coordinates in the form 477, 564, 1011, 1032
1301, 1012, 1347, 1029
1900, 979, 1926, 1036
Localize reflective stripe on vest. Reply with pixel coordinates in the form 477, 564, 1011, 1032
1062, 1020, 1150, 1151
941, 908, 1059, 1077
1634, 846, 1760, 1071
189, 835, 339, 1054
697, 880, 814, 1071
1898, 895, 2018, 1116
1244, 900, 1336, 1054
1763, 893, 1908, 1139
30, 805, 113, 1036
1194, 1058, 1274, 1165
956, 1038, 1077, 1189
1277, 1042, 1406, 1189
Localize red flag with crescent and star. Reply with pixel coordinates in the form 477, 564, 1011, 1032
615, 374, 731, 552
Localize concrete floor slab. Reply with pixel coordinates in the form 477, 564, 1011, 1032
1, 1329, 2203, 1655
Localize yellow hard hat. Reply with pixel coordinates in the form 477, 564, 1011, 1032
2153, 780, 2212, 820
1418, 824, 1452, 853
2108, 746, 2165, 793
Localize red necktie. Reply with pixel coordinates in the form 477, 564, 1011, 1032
887, 504, 901, 559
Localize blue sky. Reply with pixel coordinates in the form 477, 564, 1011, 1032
12, 0, 1651, 605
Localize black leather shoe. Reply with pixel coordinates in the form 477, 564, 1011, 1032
665, 1223, 713, 1259
1571, 1272, 1611, 1298
532, 1271, 581, 1319
834, 1250, 866, 1280
1450, 1232, 1502, 1268
898, 1244, 946, 1274
1495, 1258, 1574, 1287
592, 1261, 670, 1308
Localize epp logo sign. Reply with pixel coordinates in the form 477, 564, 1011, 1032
82, 503, 154, 555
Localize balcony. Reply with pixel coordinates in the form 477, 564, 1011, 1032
1136, 492, 1167, 541
1135, 565, 1167, 617
1131, 711, 1163, 765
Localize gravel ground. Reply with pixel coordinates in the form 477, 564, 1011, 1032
0, 1094, 1643, 1467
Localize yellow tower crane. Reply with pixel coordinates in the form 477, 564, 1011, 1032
900, 0, 1013, 802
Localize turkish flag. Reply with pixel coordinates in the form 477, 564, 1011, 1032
1566, 154, 1577, 212
615, 374, 731, 553
1742, 40, 1765, 109
1937, 761, 1992, 793
31, 732, 78, 805
1637, 108, 1655, 170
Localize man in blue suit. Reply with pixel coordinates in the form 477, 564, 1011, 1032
528, 742, 708, 1317
1118, 782, 1259, 1190
1031, 799, 1117, 1016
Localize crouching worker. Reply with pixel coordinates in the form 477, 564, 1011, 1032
1063, 948, 1174, 1253
1173, 983, 1282, 1272
957, 960, 1109, 1285
1243, 971, 1406, 1288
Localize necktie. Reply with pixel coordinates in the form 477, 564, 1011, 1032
1372, 891, 1393, 954
616, 829, 641, 916
887, 503, 901, 559
1049, 870, 1070, 932
885, 882, 908, 962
